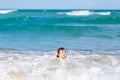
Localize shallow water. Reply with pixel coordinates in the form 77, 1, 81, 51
0, 50, 120, 80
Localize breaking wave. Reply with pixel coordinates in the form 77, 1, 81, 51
0, 10, 17, 14
0, 50, 120, 80
58, 10, 111, 16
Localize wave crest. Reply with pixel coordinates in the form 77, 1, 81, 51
0, 10, 17, 14
58, 10, 111, 16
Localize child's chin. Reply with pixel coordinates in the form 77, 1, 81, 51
62, 56, 66, 58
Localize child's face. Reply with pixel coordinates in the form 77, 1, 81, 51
58, 50, 66, 59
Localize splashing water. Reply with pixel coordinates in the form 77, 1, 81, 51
0, 50, 120, 80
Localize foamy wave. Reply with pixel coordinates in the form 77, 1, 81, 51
58, 10, 111, 16
93, 12, 111, 15
58, 10, 91, 16
0, 50, 120, 80
0, 10, 17, 14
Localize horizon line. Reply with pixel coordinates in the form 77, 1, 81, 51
0, 8, 120, 10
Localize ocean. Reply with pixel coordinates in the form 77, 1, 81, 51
0, 9, 120, 80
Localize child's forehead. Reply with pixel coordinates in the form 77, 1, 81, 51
59, 49, 66, 52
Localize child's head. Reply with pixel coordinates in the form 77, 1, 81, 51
57, 47, 66, 59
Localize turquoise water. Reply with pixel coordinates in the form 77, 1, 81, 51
0, 10, 120, 80
0, 10, 120, 51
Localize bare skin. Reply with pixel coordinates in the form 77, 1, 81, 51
57, 50, 67, 60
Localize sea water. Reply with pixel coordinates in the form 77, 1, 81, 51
0, 50, 120, 80
0, 9, 120, 80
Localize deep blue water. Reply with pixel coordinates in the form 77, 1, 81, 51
0, 9, 120, 51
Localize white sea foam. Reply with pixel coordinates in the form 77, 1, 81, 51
0, 10, 17, 14
93, 12, 111, 15
0, 50, 120, 80
58, 10, 91, 16
58, 10, 111, 16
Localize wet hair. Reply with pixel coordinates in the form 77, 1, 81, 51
57, 47, 66, 58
